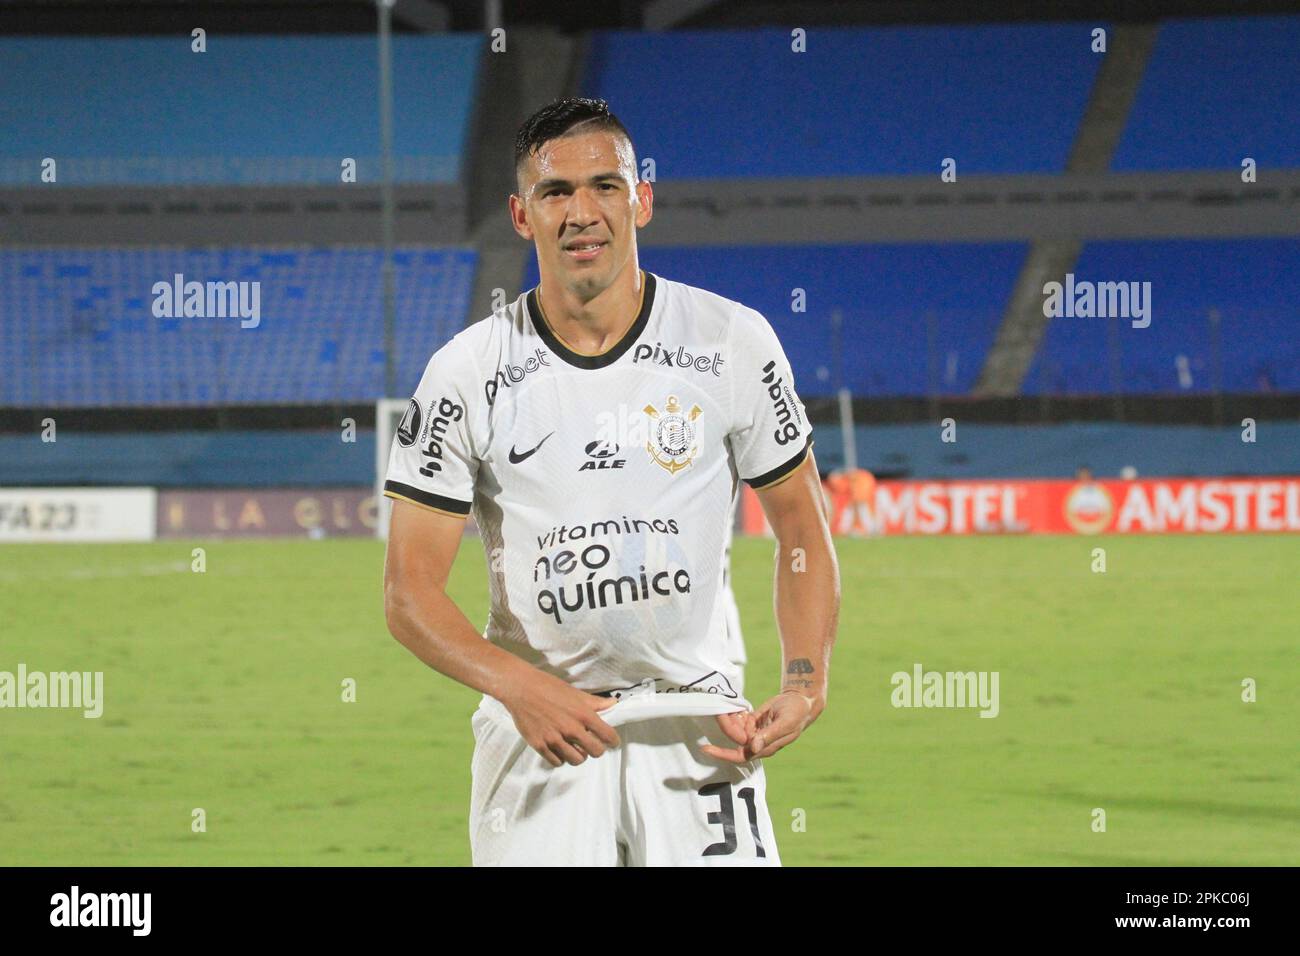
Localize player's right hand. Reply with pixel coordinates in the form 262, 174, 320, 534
499, 669, 621, 768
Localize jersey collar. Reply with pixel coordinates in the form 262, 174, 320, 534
526, 270, 657, 370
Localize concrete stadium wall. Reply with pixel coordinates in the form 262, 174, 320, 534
2, 422, 1297, 487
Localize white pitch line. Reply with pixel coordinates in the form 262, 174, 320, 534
0, 560, 192, 582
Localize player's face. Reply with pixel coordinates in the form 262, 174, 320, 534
512, 130, 652, 301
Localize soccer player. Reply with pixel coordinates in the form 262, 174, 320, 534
383, 97, 840, 866
832, 466, 877, 536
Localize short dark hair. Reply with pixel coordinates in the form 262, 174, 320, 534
514, 97, 636, 191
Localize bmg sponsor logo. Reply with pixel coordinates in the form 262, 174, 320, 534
418, 396, 465, 479
761, 359, 802, 446
632, 341, 724, 376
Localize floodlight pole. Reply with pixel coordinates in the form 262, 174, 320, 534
378, 0, 397, 399
1208, 307, 1224, 428
832, 308, 857, 472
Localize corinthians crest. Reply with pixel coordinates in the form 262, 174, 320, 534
643, 394, 703, 475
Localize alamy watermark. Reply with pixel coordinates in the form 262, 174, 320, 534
1043, 273, 1151, 329
890, 663, 999, 718
151, 273, 261, 328
50, 886, 150, 936
0, 664, 103, 718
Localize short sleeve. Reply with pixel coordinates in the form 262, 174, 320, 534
727, 305, 814, 489
383, 335, 480, 518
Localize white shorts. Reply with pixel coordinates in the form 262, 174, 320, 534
468, 692, 782, 867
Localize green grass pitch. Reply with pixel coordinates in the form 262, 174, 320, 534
1, 533, 1296, 865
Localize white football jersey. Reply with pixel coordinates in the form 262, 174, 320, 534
384, 269, 813, 699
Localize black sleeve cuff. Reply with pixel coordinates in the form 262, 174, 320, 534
744, 435, 814, 490
383, 480, 472, 517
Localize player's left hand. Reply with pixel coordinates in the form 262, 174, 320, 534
701, 690, 821, 763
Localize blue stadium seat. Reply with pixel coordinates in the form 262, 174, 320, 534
1113, 16, 1300, 171
0, 36, 481, 185
1023, 239, 1300, 395
0, 247, 476, 406
584, 25, 1102, 176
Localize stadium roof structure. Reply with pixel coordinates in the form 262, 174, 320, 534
4, 0, 1300, 35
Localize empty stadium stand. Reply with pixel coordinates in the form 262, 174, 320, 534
0, 247, 475, 406
583, 25, 1103, 176
1022, 238, 1300, 395
0, 35, 481, 185
1112, 16, 1300, 171
2, 16, 1298, 417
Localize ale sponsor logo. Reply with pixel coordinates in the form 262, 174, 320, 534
580, 439, 626, 471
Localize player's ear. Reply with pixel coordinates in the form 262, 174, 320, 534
634, 179, 653, 227
508, 193, 533, 240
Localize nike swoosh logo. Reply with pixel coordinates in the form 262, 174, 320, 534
509, 431, 555, 464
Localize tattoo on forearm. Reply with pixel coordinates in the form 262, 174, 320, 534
784, 658, 817, 690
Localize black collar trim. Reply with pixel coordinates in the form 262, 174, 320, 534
526, 271, 657, 370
